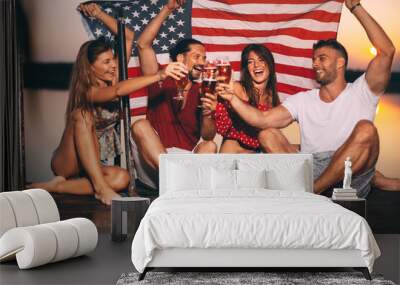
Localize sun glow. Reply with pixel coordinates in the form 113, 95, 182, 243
369, 46, 377, 56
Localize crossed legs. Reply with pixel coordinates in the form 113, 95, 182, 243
30, 109, 129, 205
312, 120, 379, 194
258, 120, 384, 194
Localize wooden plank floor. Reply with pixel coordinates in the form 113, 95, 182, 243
52, 194, 112, 233
51, 182, 158, 233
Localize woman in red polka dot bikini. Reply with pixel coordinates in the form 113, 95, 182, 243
213, 44, 280, 153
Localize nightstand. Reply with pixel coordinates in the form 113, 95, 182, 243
111, 197, 150, 242
332, 198, 366, 218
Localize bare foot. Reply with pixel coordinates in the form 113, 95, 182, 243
28, 176, 66, 192
94, 188, 120, 206
373, 171, 400, 191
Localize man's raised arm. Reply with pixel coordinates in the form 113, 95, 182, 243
346, 0, 395, 94
136, 0, 184, 75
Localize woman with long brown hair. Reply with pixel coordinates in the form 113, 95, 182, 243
210, 44, 280, 153
30, 4, 187, 205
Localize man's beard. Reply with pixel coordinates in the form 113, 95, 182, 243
316, 69, 337, 86
189, 64, 203, 81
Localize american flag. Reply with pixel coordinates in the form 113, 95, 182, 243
81, 0, 344, 116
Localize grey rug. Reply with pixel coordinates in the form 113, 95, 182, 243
116, 271, 396, 285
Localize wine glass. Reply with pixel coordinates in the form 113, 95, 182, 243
199, 61, 217, 108
217, 56, 232, 84
173, 71, 189, 101
203, 59, 217, 80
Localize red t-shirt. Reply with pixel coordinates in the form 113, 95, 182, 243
215, 101, 269, 150
146, 78, 201, 151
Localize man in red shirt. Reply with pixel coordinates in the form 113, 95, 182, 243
131, 0, 217, 190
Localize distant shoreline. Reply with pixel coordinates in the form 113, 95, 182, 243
23, 63, 400, 94
346, 70, 400, 94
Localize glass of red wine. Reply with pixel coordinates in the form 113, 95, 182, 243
199, 60, 217, 108
217, 57, 232, 84
173, 72, 189, 101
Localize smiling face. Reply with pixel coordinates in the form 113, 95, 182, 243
90, 49, 117, 83
246, 51, 270, 85
178, 43, 206, 79
312, 47, 345, 86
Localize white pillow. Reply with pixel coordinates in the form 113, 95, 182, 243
266, 163, 307, 191
168, 163, 212, 191
236, 169, 267, 189
211, 168, 237, 190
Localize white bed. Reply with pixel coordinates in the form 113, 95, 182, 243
131, 154, 380, 280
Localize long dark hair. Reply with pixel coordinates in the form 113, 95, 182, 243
240, 44, 279, 107
66, 38, 112, 121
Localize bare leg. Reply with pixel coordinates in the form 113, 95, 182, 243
258, 128, 299, 153
28, 176, 67, 190
314, 120, 379, 194
372, 170, 400, 191
30, 166, 130, 195
219, 139, 255, 154
194, 140, 218, 153
50, 109, 120, 205
131, 119, 166, 170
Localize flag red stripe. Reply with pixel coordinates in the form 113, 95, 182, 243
192, 26, 337, 41
204, 43, 313, 58
277, 82, 308, 94
130, 106, 147, 117
214, 0, 343, 4
192, 9, 341, 23
230, 61, 314, 79
275, 63, 315, 79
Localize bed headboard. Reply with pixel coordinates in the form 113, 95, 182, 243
159, 153, 313, 195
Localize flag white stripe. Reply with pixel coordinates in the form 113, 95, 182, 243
193, 34, 317, 49
193, 0, 342, 15
203, 51, 312, 69
278, 92, 293, 102
192, 18, 339, 32
273, 53, 312, 69
277, 72, 317, 89
232, 69, 316, 90
215, 69, 316, 91
130, 96, 147, 108
128, 53, 170, 68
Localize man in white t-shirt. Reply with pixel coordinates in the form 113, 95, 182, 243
216, 0, 397, 197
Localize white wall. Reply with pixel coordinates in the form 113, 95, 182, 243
22, 0, 87, 182
24, 90, 68, 181
21, 0, 88, 62
22, 0, 399, 183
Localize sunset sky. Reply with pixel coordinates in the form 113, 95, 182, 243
337, 0, 400, 71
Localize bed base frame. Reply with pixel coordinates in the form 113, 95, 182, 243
138, 248, 371, 281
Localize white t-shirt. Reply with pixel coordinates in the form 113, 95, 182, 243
282, 74, 380, 154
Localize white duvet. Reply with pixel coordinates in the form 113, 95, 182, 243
131, 190, 380, 273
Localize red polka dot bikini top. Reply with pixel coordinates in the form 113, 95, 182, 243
214, 100, 270, 150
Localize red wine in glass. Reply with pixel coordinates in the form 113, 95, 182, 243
203, 66, 217, 79
202, 78, 217, 94
217, 63, 232, 84
173, 73, 189, 100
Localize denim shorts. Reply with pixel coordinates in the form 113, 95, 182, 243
312, 151, 375, 198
